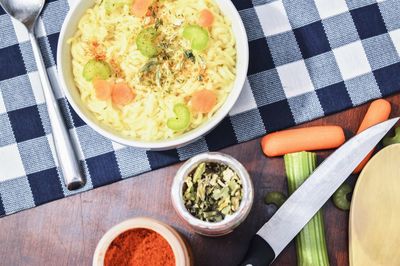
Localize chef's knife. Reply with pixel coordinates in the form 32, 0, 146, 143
239, 117, 399, 266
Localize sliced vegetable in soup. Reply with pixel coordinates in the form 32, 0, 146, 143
70, 0, 236, 141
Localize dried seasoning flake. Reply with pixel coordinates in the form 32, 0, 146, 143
183, 162, 243, 222
183, 50, 196, 63
140, 59, 158, 73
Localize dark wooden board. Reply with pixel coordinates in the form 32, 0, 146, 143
0, 94, 399, 266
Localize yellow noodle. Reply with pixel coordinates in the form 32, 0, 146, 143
70, 0, 236, 141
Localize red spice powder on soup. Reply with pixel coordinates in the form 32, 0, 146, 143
104, 228, 175, 266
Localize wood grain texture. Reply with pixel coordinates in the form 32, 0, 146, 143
0, 94, 399, 266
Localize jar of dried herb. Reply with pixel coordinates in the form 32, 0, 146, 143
171, 152, 254, 236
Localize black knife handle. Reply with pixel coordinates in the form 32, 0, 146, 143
239, 235, 276, 266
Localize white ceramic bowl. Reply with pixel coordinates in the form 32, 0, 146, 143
57, 0, 249, 150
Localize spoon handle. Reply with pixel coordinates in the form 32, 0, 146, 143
29, 32, 85, 190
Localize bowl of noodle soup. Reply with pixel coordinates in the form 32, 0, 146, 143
58, 0, 248, 150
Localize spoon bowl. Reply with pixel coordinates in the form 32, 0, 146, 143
0, 0, 43, 31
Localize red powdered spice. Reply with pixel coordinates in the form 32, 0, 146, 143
104, 228, 175, 266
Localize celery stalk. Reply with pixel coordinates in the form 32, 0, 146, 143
284, 152, 330, 266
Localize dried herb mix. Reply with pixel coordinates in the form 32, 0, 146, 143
183, 162, 243, 222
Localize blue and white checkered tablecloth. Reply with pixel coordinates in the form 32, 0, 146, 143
0, 0, 399, 216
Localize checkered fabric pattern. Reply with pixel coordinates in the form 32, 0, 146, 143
0, 0, 399, 217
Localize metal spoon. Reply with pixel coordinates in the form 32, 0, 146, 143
0, 0, 85, 190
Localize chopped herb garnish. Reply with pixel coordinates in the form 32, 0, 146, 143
140, 59, 158, 73
155, 18, 163, 30
155, 70, 162, 87
184, 50, 195, 63
197, 75, 203, 81
198, 55, 206, 70
183, 162, 243, 222
159, 42, 169, 49
151, 8, 157, 18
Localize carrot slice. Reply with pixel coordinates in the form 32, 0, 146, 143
199, 9, 214, 27
191, 89, 217, 113
131, 0, 152, 18
93, 79, 113, 101
261, 126, 345, 157
111, 82, 135, 106
353, 99, 391, 174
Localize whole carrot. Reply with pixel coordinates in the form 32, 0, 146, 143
261, 126, 345, 157
353, 99, 391, 174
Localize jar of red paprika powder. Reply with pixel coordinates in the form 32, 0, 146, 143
93, 217, 191, 266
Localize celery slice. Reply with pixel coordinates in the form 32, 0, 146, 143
103, 0, 130, 12
82, 59, 112, 81
332, 183, 352, 211
167, 104, 190, 131
183, 25, 209, 51
136, 28, 158, 58
284, 152, 330, 266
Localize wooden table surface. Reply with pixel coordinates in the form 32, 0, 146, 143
0, 94, 399, 266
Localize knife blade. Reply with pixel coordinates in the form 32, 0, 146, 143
239, 117, 399, 266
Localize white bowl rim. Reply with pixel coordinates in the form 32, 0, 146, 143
57, 0, 249, 150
